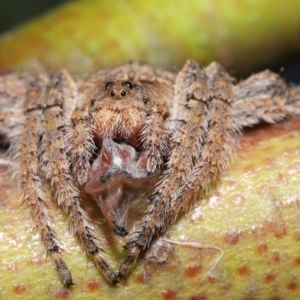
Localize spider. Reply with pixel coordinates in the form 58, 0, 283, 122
1, 60, 300, 286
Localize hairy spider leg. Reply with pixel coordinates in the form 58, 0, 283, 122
119, 60, 217, 278
40, 71, 117, 284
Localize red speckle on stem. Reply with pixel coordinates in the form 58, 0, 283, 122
237, 264, 250, 276
87, 280, 100, 291
135, 273, 146, 284
274, 226, 287, 238
184, 265, 201, 278
294, 230, 300, 242
189, 295, 208, 300
273, 252, 281, 263
287, 282, 297, 290
257, 243, 268, 254
294, 256, 300, 266
264, 273, 276, 283
225, 231, 240, 245
162, 290, 177, 300
13, 284, 26, 295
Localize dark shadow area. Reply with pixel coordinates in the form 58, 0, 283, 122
0, 0, 66, 34
278, 58, 300, 84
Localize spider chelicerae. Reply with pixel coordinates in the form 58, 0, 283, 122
1, 60, 300, 286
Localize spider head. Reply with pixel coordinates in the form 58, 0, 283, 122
96, 80, 151, 109
88, 80, 153, 148
89, 79, 152, 118
104, 80, 136, 100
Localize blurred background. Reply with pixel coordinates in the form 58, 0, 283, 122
0, 0, 299, 83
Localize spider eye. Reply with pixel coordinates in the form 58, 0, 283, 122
91, 99, 96, 106
122, 81, 133, 89
143, 98, 149, 104
110, 91, 116, 97
106, 81, 115, 90
121, 91, 126, 97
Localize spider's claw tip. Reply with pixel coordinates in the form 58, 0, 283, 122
113, 220, 129, 236
112, 277, 120, 285
116, 272, 125, 282
64, 278, 74, 287
114, 225, 129, 237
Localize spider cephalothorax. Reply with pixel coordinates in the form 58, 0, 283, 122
1, 60, 300, 286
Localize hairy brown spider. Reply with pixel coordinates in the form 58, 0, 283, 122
1, 60, 300, 286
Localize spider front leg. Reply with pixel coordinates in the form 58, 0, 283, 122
40, 71, 117, 284
12, 76, 75, 286
176, 62, 238, 200
118, 60, 228, 279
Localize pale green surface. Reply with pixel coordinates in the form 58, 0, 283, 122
1, 117, 300, 299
